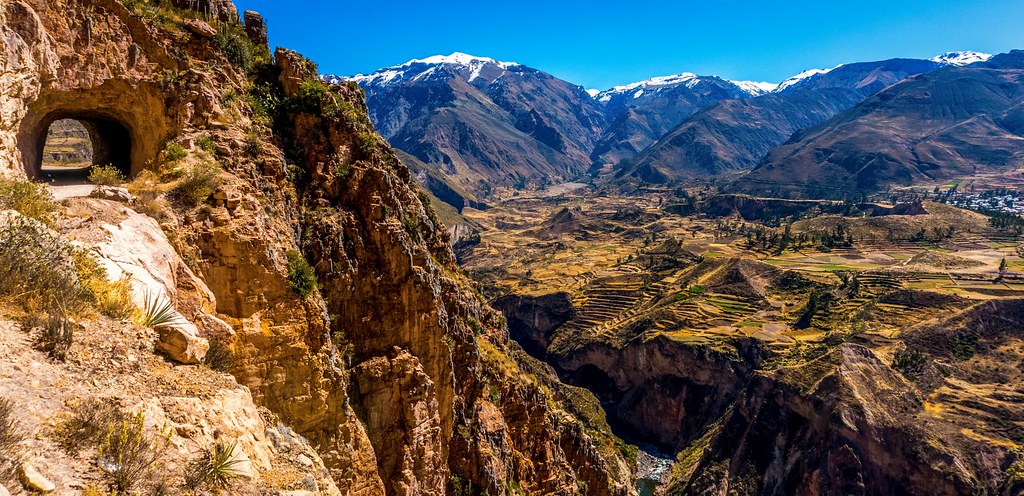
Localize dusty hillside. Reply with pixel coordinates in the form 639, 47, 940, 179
0, 0, 634, 494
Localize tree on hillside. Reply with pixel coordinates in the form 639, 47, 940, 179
795, 290, 820, 329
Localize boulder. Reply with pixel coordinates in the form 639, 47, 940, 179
155, 319, 210, 364
0, 482, 10, 496
89, 185, 133, 203
19, 463, 55, 493
195, 312, 235, 339
183, 18, 217, 39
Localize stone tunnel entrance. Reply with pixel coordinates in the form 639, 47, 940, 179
16, 82, 171, 183
36, 116, 133, 183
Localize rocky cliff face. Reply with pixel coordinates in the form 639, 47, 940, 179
668, 340, 1020, 495
0, 0, 634, 493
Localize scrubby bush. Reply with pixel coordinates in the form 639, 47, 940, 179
38, 315, 74, 360
214, 24, 267, 74
402, 213, 420, 239
97, 411, 168, 492
51, 397, 120, 453
298, 77, 329, 104
92, 277, 136, 321
184, 441, 245, 490
88, 164, 127, 186
0, 214, 86, 358
244, 82, 281, 124
172, 159, 222, 207
286, 249, 317, 299
164, 143, 188, 162
0, 397, 21, 454
892, 346, 928, 378
0, 178, 57, 225
335, 163, 353, 181
73, 250, 136, 321
951, 332, 979, 360
356, 132, 378, 157
0, 397, 24, 483
195, 135, 216, 153
243, 133, 263, 157
203, 339, 235, 372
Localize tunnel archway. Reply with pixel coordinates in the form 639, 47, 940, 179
16, 81, 171, 182
36, 116, 133, 182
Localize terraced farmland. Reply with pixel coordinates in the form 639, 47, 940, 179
461, 190, 1024, 351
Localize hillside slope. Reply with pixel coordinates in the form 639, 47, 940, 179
614, 88, 865, 183
331, 54, 606, 201
734, 50, 1024, 198
611, 58, 948, 186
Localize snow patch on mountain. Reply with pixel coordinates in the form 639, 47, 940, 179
730, 80, 779, 96
596, 73, 702, 102
329, 52, 522, 88
775, 66, 842, 92
930, 51, 992, 66
586, 88, 601, 98
414, 52, 519, 68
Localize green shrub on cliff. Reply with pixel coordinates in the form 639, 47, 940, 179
88, 164, 126, 186
244, 82, 281, 125
215, 24, 268, 74
164, 143, 187, 162
0, 213, 87, 359
0, 178, 57, 226
172, 158, 222, 207
96, 411, 169, 492
184, 440, 245, 490
357, 132, 378, 158
286, 249, 318, 299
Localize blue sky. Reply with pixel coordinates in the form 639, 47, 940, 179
233, 0, 1024, 90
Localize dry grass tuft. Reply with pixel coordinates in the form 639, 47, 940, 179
51, 397, 121, 453
0, 397, 25, 482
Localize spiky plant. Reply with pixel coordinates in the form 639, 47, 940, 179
185, 441, 246, 489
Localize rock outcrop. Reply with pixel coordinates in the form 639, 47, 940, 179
666, 343, 1017, 495
492, 292, 574, 359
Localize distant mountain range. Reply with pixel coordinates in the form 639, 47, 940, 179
324, 50, 1012, 206
733, 50, 1024, 198
327, 53, 604, 208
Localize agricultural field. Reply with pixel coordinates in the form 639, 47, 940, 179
459, 188, 1024, 356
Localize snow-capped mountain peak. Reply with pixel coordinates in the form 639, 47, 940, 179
930, 51, 993, 66
410, 52, 519, 69
596, 73, 706, 102
729, 80, 779, 96
328, 52, 522, 88
775, 66, 840, 92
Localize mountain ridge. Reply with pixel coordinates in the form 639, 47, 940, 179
324, 49, 1001, 208
732, 50, 1024, 197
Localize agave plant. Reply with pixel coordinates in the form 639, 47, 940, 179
137, 291, 185, 328
185, 441, 246, 489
